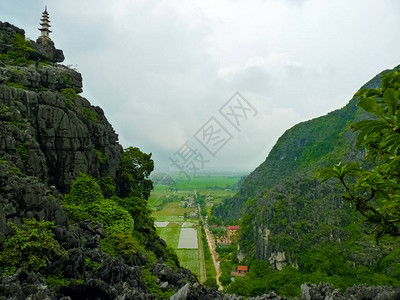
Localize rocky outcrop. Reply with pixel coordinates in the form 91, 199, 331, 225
301, 283, 400, 300
0, 20, 211, 300
0, 21, 122, 192
0, 21, 64, 64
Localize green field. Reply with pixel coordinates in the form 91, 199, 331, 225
152, 202, 190, 218
148, 185, 172, 208
175, 249, 200, 277
149, 172, 247, 282
156, 227, 181, 248
153, 215, 185, 222
173, 174, 244, 190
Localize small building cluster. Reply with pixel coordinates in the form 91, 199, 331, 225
213, 225, 240, 245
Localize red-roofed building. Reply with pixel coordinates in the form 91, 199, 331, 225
237, 265, 248, 272
231, 265, 249, 277
228, 226, 240, 230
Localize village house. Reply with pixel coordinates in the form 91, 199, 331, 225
230, 265, 249, 277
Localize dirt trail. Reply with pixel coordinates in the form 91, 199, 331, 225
198, 204, 223, 290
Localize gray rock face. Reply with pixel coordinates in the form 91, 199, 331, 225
0, 20, 202, 300
0, 82, 122, 191
0, 21, 122, 193
300, 283, 400, 300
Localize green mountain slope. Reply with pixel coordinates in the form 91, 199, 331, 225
214, 70, 387, 222
212, 67, 400, 293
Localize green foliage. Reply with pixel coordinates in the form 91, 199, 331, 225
62, 174, 149, 267
0, 33, 35, 66
79, 107, 99, 123
16, 143, 29, 162
100, 232, 143, 261
99, 176, 116, 198
46, 272, 71, 287
116, 147, 154, 199
61, 88, 78, 108
61, 73, 73, 85
115, 196, 153, 231
0, 219, 68, 274
85, 257, 101, 271
64, 174, 134, 235
6, 82, 27, 89
201, 227, 217, 279
96, 150, 109, 164
9, 166, 22, 176
141, 268, 175, 299
320, 70, 400, 240
0, 104, 10, 114
93, 199, 134, 234
203, 277, 218, 289
64, 173, 104, 206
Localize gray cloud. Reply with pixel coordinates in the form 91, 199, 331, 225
1, 0, 400, 173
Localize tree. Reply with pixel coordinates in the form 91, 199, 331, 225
116, 147, 154, 199
319, 69, 400, 240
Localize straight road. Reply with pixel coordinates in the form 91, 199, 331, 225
198, 204, 222, 290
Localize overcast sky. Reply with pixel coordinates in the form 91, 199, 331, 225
1, 0, 400, 175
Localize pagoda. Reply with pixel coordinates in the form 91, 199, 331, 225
38, 6, 52, 43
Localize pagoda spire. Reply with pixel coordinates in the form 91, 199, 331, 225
38, 6, 52, 43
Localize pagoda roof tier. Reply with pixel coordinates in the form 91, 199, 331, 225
38, 28, 52, 33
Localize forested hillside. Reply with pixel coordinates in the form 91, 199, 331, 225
212, 66, 400, 297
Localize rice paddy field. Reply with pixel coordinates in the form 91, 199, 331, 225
175, 249, 200, 276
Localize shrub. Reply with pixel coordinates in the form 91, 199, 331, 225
100, 232, 143, 261
203, 277, 218, 289
46, 272, 71, 287
64, 173, 104, 206
96, 150, 109, 164
141, 268, 175, 299
79, 107, 99, 123
92, 198, 134, 234
0, 218, 68, 274
16, 143, 28, 162
99, 176, 116, 198
61, 88, 78, 108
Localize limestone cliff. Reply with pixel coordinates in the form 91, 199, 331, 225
0, 22, 122, 193
0, 21, 199, 299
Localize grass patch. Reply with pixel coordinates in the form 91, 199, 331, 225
166, 222, 182, 228
156, 227, 181, 249
173, 174, 244, 190
148, 185, 170, 207
175, 249, 200, 277
152, 202, 189, 218
202, 228, 217, 279
153, 215, 186, 222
